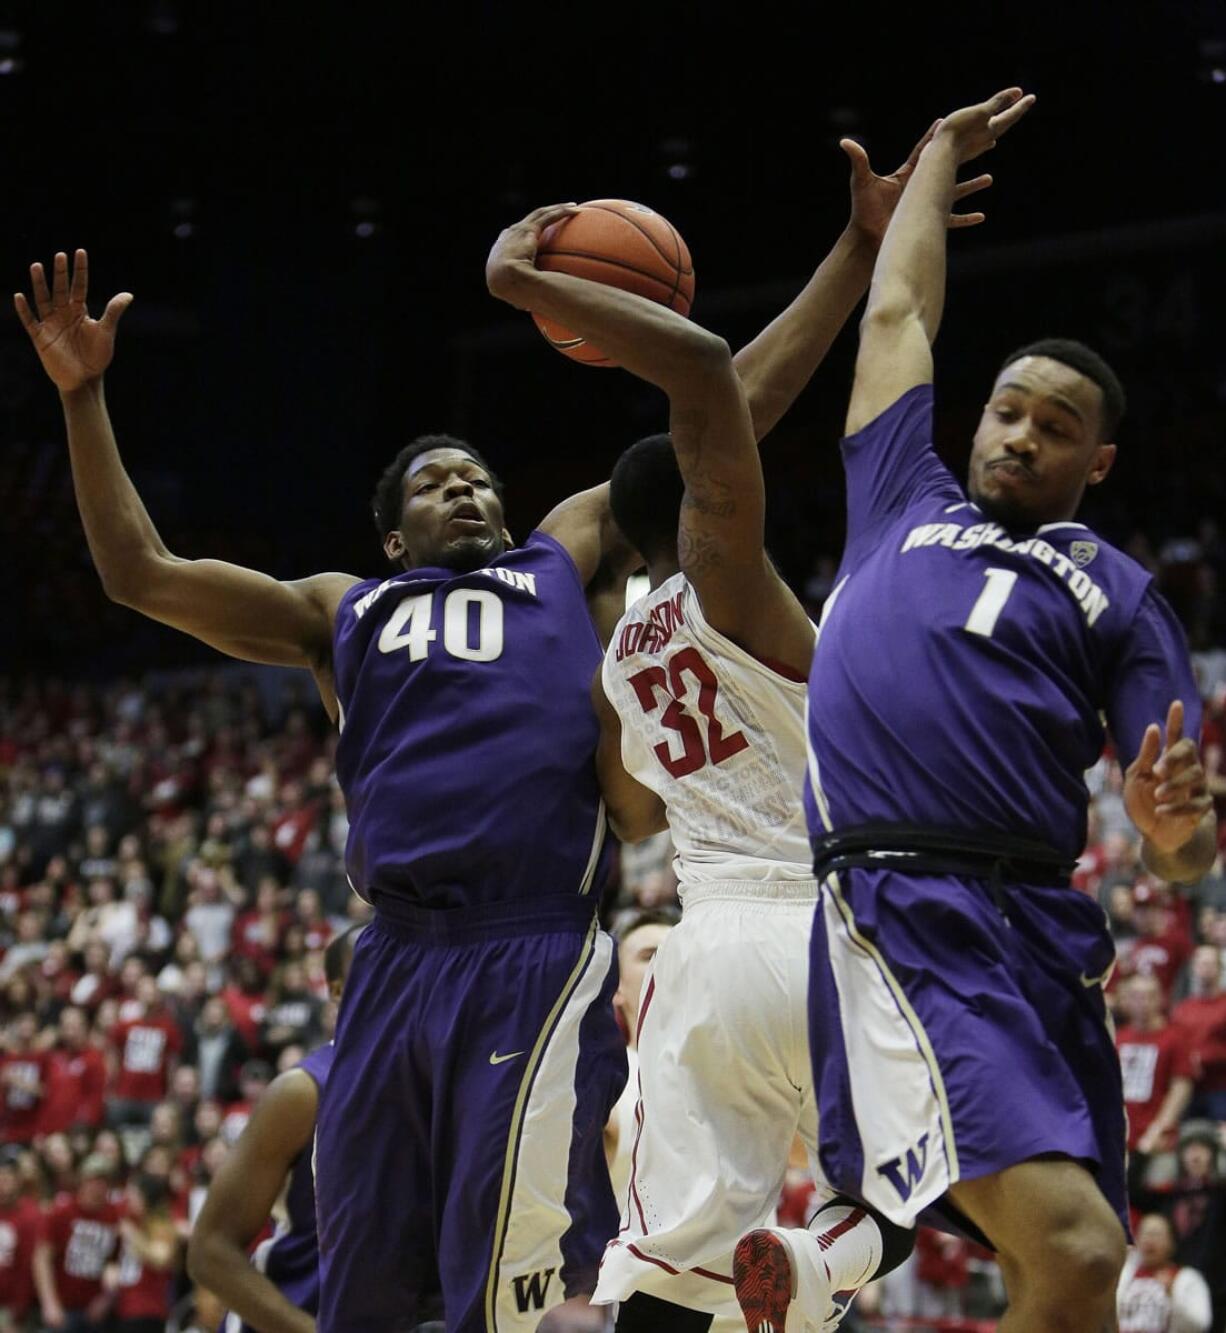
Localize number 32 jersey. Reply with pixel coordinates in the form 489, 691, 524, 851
806, 385, 1201, 859
603, 573, 815, 895
332, 532, 609, 910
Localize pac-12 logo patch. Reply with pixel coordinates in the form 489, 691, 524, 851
1070, 540, 1099, 568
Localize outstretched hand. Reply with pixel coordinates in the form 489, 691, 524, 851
843, 122, 993, 247
1125, 700, 1214, 854
14, 249, 132, 393
485, 203, 579, 303
934, 87, 1036, 166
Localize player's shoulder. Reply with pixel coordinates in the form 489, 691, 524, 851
295, 1040, 335, 1090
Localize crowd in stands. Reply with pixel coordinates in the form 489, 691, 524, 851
0, 671, 368, 1330
0, 638, 1223, 1332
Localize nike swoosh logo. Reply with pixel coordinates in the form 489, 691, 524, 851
489, 1049, 525, 1066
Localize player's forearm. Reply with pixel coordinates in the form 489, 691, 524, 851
493, 265, 730, 396
59, 379, 173, 603
188, 1231, 314, 1333
862, 137, 957, 345
733, 226, 875, 442
1142, 812, 1217, 884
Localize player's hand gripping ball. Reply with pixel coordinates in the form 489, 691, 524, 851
532, 199, 695, 367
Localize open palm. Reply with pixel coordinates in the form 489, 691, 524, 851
14, 249, 132, 392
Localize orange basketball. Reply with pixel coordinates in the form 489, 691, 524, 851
532, 199, 695, 367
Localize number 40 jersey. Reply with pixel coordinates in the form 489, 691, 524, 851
602, 573, 815, 895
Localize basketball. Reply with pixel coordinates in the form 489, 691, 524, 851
532, 199, 695, 367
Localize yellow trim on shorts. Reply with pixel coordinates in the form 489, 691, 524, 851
483, 916, 599, 1331
826, 874, 961, 1183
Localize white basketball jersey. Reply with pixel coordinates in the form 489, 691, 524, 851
602, 573, 813, 894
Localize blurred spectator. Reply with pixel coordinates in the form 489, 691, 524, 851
35, 1155, 120, 1333
0, 1013, 50, 1144
182, 997, 249, 1104
1132, 1122, 1226, 1331
107, 979, 184, 1130
1118, 974, 1196, 1163
1172, 945, 1226, 1121
0, 1149, 42, 1326
1117, 880, 1196, 1006
41, 1007, 108, 1134
1117, 1212, 1212, 1332
107, 1172, 178, 1333
260, 962, 323, 1059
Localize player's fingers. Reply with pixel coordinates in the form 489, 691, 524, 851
1165, 698, 1184, 749
982, 87, 1025, 116
948, 211, 986, 228
1131, 723, 1162, 775
1156, 763, 1206, 799
839, 138, 872, 181
954, 174, 993, 200
100, 293, 134, 333
51, 251, 70, 305
1155, 794, 1214, 820
69, 248, 88, 305
13, 291, 37, 334
989, 93, 1036, 139
30, 263, 52, 318
526, 203, 579, 226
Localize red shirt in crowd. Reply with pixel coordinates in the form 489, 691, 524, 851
1116, 1024, 1195, 1149
230, 911, 285, 975
300, 920, 332, 953
0, 1197, 43, 1315
39, 1046, 108, 1134
1116, 927, 1195, 1004
221, 987, 266, 1051
109, 1015, 182, 1103
113, 1217, 173, 1322
1171, 993, 1226, 1092
44, 1197, 119, 1311
0, 1049, 52, 1143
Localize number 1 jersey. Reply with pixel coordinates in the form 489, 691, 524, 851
332, 531, 610, 909
603, 573, 814, 894
805, 385, 1201, 859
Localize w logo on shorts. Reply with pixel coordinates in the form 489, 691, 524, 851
876, 1133, 929, 1203
511, 1267, 555, 1313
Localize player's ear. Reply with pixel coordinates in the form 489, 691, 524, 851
1086, 442, 1116, 488
383, 529, 407, 564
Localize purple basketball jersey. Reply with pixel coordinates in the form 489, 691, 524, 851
333, 531, 610, 908
806, 386, 1201, 857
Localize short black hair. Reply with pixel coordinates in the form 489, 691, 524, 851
609, 434, 684, 562
325, 924, 362, 988
371, 434, 503, 541
998, 339, 1126, 440
613, 907, 679, 941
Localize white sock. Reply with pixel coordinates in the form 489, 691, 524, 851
805, 1204, 883, 1292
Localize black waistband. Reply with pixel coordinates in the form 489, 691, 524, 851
811, 823, 1075, 891
371, 891, 598, 943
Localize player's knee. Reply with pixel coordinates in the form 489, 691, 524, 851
1035, 1214, 1126, 1302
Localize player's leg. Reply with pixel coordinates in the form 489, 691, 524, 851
734, 1080, 915, 1330
434, 907, 624, 1333
315, 919, 438, 1330
597, 896, 813, 1327
949, 1157, 1125, 1331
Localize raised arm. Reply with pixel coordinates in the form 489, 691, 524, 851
846, 89, 1034, 435
735, 124, 992, 441
15, 252, 356, 715
187, 1068, 318, 1333
487, 208, 810, 669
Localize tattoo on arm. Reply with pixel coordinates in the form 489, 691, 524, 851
678, 526, 724, 577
